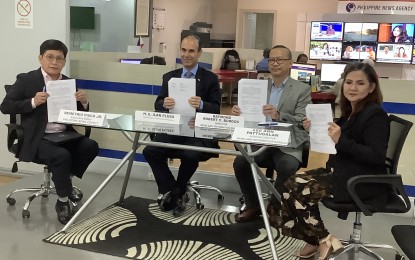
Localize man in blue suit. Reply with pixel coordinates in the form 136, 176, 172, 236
143, 35, 221, 216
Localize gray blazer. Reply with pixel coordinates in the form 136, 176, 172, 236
273, 77, 311, 161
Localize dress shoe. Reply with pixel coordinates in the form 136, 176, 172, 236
68, 187, 83, 202
173, 194, 188, 217
55, 200, 73, 224
235, 207, 261, 223
159, 192, 177, 211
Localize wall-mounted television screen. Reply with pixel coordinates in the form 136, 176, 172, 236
376, 44, 412, 64
70, 6, 95, 30
321, 63, 347, 83
412, 45, 415, 64
309, 41, 342, 61
343, 23, 379, 42
290, 63, 317, 83
311, 22, 344, 41
342, 42, 376, 61
378, 23, 414, 44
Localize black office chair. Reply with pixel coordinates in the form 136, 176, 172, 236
148, 133, 224, 210
239, 141, 310, 209
392, 225, 415, 260
256, 70, 272, 80
4, 84, 90, 219
322, 114, 413, 259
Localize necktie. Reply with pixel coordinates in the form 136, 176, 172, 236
184, 71, 193, 78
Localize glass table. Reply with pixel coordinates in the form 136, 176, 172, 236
59, 113, 307, 260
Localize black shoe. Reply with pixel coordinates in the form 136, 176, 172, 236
159, 192, 177, 211
55, 200, 73, 224
173, 194, 188, 217
68, 187, 83, 202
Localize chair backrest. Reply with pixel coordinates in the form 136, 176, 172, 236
386, 114, 413, 175
4, 85, 20, 124
300, 141, 310, 169
257, 71, 272, 80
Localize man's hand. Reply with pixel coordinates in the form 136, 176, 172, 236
34, 92, 49, 107
303, 117, 311, 132
164, 97, 175, 109
188, 96, 202, 108
231, 105, 241, 116
75, 90, 88, 105
263, 104, 279, 120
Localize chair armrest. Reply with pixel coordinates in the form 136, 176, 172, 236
6, 123, 24, 157
346, 174, 411, 216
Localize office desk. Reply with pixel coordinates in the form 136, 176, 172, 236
312, 92, 336, 112
60, 114, 306, 260
218, 75, 236, 104
212, 69, 258, 80
213, 70, 258, 105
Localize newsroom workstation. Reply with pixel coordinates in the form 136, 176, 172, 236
1, 0, 415, 260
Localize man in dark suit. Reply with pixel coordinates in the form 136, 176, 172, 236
1, 39, 99, 224
143, 35, 221, 216
231, 45, 311, 223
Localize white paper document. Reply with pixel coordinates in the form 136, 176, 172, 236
46, 79, 77, 123
238, 79, 269, 122
306, 104, 337, 154
168, 78, 196, 115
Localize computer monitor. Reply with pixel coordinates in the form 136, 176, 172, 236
290, 63, 317, 83
320, 63, 347, 84
309, 41, 342, 61
310, 22, 344, 41
120, 58, 142, 64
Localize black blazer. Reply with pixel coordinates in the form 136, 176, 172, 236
327, 103, 389, 202
155, 66, 221, 114
154, 67, 221, 149
0, 68, 88, 162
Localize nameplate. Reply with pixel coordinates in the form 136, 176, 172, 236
195, 113, 244, 129
135, 122, 180, 135
194, 127, 233, 139
58, 110, 108, 127
231, 127, 290, 146
135, 111, 181, 124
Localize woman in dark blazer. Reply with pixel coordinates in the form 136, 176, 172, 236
274, 62, 389, 260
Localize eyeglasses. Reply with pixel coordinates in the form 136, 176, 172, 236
44, 55, 66, 63
268, 58, 291, 65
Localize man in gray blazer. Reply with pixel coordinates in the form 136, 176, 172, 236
231, 45, 311, 223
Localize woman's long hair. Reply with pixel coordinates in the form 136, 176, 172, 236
339, 62, 382, 119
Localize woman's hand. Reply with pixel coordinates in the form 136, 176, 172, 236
328, 122, 341, 144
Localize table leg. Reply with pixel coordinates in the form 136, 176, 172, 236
118, 132, 142, 204
60, 149, 135, 233
235, 143, 279, 260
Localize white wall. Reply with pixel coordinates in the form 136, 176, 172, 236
151, 0, 213, 66
236, 0, 338, 49
69, 0, 141, 52
0, 0, 69, 173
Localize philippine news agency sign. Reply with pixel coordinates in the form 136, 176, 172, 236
338, 0, 415, 15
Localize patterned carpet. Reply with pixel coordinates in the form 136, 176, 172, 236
44, 196, 305, 259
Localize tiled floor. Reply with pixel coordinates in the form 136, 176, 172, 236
0, 170, 413, 260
